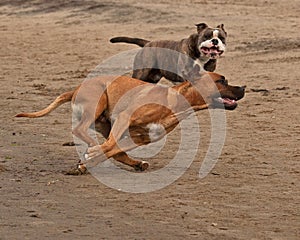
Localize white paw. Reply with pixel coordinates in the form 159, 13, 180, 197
84, 153, 90, 161
84, 145, 102, 160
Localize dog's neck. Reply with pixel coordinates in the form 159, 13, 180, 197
185, 34, 201, 59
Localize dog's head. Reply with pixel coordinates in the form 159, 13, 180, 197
195, 23, 227, 59
184, 67, 245, 110
208, 73, 245, 110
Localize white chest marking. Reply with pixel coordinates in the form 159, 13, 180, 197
194, 58, 209, 68
147, 123, 166, 142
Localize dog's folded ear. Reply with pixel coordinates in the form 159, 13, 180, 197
216, 24, 227, 36
195, 23, 208, 34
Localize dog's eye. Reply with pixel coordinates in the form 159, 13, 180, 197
204, 32, 212, 39
217, 78, 228, 85
219, 37, 226, 44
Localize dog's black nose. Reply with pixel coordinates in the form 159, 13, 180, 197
236, 86, 246, 100
211, 39, 219, 45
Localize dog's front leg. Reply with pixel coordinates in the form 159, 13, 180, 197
83, 135, 144, 167
86, 111, 133, 157
204, 59, 217, 72
84, 134, 116, 160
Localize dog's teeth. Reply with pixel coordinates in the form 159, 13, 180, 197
217, 97, 224, 103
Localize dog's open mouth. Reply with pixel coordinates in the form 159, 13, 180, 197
201, 46, 224, 58
213, 97, 237, 110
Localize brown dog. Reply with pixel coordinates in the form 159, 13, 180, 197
16, 71, 245, 173
110, 23, 227, 83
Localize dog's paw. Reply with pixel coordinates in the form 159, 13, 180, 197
134, 161, 149, 171
77, 164, 88, 174
64, 164, 89, 175
84, 145, 102, 160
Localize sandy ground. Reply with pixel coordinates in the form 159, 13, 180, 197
0, 0, 299, 239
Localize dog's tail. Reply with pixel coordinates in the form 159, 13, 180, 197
15, 90, 75, 118
110, 36, 150, 47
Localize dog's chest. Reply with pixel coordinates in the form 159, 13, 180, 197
194, 56, 209, 68
147, 123, 165, 142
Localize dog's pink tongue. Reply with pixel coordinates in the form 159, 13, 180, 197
201, 47, 210, 54
210, 48, 219, 54
223, 98, 236, 105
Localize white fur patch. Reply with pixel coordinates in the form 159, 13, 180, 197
213, 30, 219, 38
194, 58, 209, 68
199, 31, 226, 55
147, 123, 165, 142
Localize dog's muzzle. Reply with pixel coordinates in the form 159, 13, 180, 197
200, 46, 224, 58
200, 39, 225, 59
212, 85, 246, 110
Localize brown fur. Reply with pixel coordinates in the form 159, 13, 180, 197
16, 72, 245, 172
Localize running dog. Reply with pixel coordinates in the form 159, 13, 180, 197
16, 70, 245, 173
110, 23, 227, 83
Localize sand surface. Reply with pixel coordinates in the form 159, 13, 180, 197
0, 0, 299, 239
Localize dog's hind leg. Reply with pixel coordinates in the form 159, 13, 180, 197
72, 94, 108, 147
83, 134, 149, 167
113, 153, 149, 171
94, 119, 149, 171
84, 108, 139, 161
73, 112, 99, 147
71, 95, 108, 174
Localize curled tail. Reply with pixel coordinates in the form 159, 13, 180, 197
15, 90, 75, 118
110, 36, 150, 47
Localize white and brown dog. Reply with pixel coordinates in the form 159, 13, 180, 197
16, 70, 245, 174
110, 23, 227, 83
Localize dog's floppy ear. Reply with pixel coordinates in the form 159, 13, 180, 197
216, 24, 227, 36
195, 23, 208, 34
